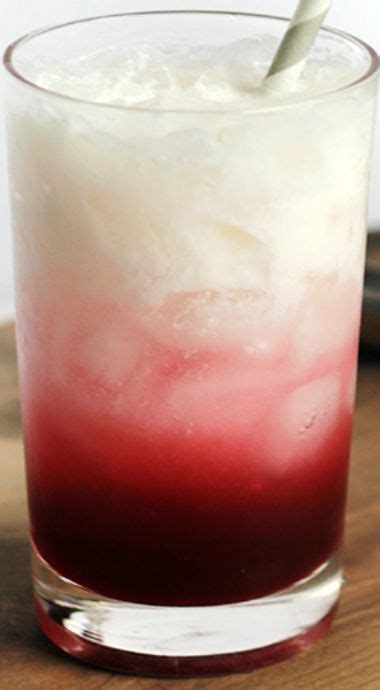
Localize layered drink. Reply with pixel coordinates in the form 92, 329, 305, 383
5, 11, 378, 674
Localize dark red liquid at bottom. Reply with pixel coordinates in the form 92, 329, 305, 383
26, 385, 351, 605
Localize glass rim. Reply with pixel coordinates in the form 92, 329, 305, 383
3, 9, 379, 116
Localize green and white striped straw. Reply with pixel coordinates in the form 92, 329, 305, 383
264, 0, 333, 91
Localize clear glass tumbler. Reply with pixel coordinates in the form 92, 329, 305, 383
3, 11, 378, 676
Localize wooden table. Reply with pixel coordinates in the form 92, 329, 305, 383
1, 323, 379, 690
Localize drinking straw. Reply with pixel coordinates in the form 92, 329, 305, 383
264, 0, 333, 91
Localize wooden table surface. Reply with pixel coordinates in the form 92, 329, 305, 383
0, 323, 379, 690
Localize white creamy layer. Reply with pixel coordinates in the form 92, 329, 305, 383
9, 40, 375, 315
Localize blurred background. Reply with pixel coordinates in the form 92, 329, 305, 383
1, 0, 379, 323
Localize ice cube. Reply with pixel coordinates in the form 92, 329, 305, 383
150, 288, 277, 353
69, 309, 143, 400
293, 276, 361, 372
266, 373, 342, 469
166, 351, 273, 435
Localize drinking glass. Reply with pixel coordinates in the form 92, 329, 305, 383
3, 11, 378, 676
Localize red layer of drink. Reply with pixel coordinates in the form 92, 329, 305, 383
21, 306, 355, 605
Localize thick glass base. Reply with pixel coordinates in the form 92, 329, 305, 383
33, 548, 342, 677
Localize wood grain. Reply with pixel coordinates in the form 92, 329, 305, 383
0, 323, 379, 690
